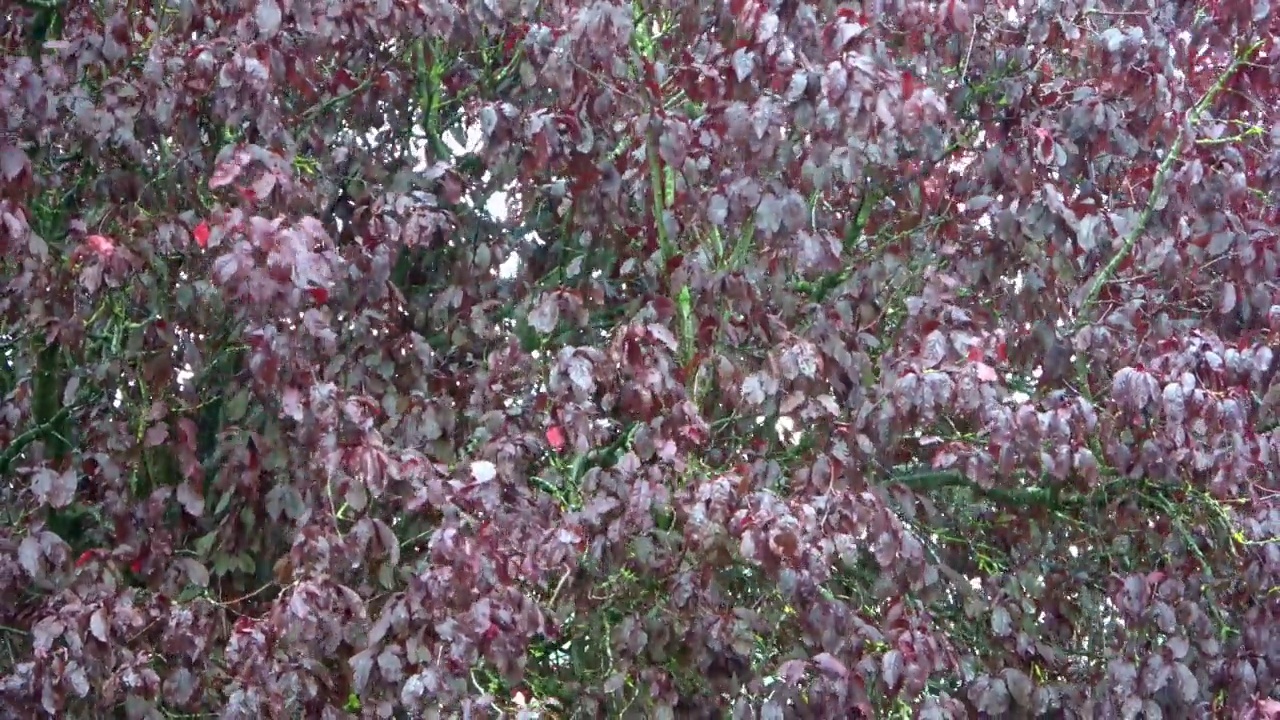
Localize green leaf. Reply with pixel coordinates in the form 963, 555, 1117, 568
193, 531, 218, 557
214, 489, 234, 516
175, 283, 194, 310
224, 389, 250, 423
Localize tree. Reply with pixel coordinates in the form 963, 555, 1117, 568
2, 0, 1279, 717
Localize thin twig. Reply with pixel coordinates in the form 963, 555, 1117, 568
1083, 8, 1152, 15
960, 27, 977, 82
547, 566, 572, 606
298, 54, 401, 129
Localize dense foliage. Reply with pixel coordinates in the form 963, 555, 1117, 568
3, 0, 1280, 717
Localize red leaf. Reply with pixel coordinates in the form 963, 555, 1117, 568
679, 423, 707, 445
86, 234, 115, 258
129, 558, 144, 574
902, 71, 915, 101
308, 287, 330, 303
75, 550, 98, 568
193, 222, 210, 248
1035, 127, 1054, 159
546, 425, 566, 452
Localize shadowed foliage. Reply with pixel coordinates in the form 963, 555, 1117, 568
2, 0, 1280, 717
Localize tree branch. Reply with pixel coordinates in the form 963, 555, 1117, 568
1075, 40, 1264, 328
0, 403, 75, 477
888, 468, 1062, 510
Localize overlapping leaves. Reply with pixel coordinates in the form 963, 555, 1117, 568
1, 0, 1279, 717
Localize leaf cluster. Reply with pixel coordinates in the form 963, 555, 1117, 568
2, 1, 1280, 718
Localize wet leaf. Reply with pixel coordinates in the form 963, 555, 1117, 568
256, 0, 283, 37
471, 460, 497, 483
18, 535, 41, 578
89, 609, 110, 642
176, 480, 205, 517
31, 468, 77, 509
0, 4, 1275, 717
529, 294, 560, 334
0, 143, 26, 180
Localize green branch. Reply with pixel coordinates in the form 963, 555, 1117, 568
1075, 40, 1263, 328
890, 468, 1061, 509
646, 128, 673, 264
0, 403, 76, 477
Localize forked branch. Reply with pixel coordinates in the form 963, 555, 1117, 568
1075, 39, 1264, 327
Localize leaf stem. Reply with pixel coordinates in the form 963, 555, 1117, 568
1075, 40, 1263, 327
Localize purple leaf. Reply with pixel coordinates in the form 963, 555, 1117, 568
731, 48, 755, 81
176, 480, 205, 517
0, 144, 26, 181
89, 608, 110, 642
529, 294, 560, 334
18, 535, 41, 578
991, 605, 1012, 637
882, 649, 903, 689
144, 422, 169, 447
349, 649, 375, 693
180, 557, 210, 587
208, 157, 243, 189
31, 468, 77, 509
921, 329, 948, 368
813, 652, 847, 678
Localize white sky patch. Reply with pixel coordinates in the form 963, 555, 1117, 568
417, 118, 530, 280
